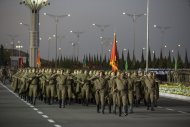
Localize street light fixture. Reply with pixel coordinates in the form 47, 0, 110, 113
154, 24, 171, 57
92, 23, 110, 58
44, 12, 70, 68
70, 30, 84, 59
16, 41, 23, 57
20, 0, 50, 67
8, 34, 18, 56
123, 11, 146, 61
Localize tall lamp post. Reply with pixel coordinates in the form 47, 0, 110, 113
123, 11, 146, 61
8, 34, 18, 56
92, 23, 110, 58
70, 31, 84, 59
44, 13, 70, 68
20, 0, 50, 67
172, 44, 181, 71
154, 24, 171, 57
146, 0, 150, 72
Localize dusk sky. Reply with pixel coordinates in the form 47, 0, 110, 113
0, 0, 190, 61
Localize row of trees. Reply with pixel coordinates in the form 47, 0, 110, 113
0, 44, 189, 70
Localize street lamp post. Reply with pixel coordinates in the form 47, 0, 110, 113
146, 0, 150, 72
48, 36, 51, 62
92, 23, 110, 58
44, 13, 70, 68
20, 0, 50, 67
154, 24, 171, 56
16, 41, 23, 58
123, 11, 146, 61
70, 31, 84, 59
8, 34, 18, 56
57, 35, 65, 57
172, 44, 181, 71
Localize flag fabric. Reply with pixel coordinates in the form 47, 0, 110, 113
109, 33, 119, 72
37, 48, 41, 67
125, 60, 128, 71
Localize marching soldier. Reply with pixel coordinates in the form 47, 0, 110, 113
144, 72, 156, 111
108, 72, 117, 114
56, 69, 67, 108
28, 68, 41, 105
115, 72, 128, 116
65, 69, 74, 105
93, 71, 107, 114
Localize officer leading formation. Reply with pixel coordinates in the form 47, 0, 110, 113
5, 68, 159, 117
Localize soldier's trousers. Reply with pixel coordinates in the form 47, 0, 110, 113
95, 90, 105, 113
81, 85, 90, 103
57, 86, 66, 100
46, 85, 55, 98
29, 85, 38, 97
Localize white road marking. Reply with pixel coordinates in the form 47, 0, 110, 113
166, 108, 174, 111
178, 111, 187, 114
48, 119, 55, 123
29, 105, 34, 108
42, 115, 49, 118
54, 124, 62, 127
0, 83, 62, 127
33, 108, 38, 111
37, 111, 43, 114
157, 106, 163, 109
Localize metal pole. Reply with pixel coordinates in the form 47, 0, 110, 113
133, 18, 136, 61
145, 0, 149, 72
55, 19, 58, 68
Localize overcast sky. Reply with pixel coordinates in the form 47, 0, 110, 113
0, 0, 190, 61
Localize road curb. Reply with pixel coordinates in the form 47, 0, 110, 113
160, 92, 190, 102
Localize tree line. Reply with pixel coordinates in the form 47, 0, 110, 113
0, 44, 189, 70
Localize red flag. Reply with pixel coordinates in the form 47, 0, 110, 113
110, 33, 119, 72
37, 48, 41, 67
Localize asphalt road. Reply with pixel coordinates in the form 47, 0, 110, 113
0, 82, 190, 127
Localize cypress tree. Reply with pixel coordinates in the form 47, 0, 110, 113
184, 49, 189, 68
127, 50, 131, 69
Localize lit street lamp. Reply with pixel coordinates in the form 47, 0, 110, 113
154, 24, 171, 56
70, 30, 84, 59
20, 0, 50, 67
8, 34, 18, 56
44, 13, 70, 68
16, 41, 23, 57
172, 44, 181, 70
92, 23, 110, 58
123, 11, 146, 61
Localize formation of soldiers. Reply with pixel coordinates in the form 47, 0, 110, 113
10, 68, 159, 117
167, 70, 190, 83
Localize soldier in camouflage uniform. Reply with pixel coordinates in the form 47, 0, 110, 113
65, 69, 74, 105
107, 72, 117, 114
115, 72, 128, 116
144, 72, 156, 111
126, 71, 134, 113
93, 71, 107, 114
56, 69, 67, 108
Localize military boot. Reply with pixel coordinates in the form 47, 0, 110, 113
97, 105, 100, 113
119, 106, 122, 117
102, 105, 105, 114
123, 105, 128, 116
48, 97, 51, 105
33, 97, 36, 105
113, 104, 116, 114
129, 104, 133, 113
151, 103, 155, 111
59, 100, 61, 108
108, 104, 112, 113
61, 99, 65, 108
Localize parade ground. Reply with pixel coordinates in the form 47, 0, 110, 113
0, 82, 190, 127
